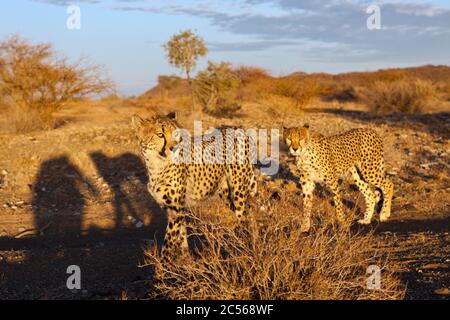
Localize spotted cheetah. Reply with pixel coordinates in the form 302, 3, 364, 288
132, 113, 257, 261
284, 125, 393, 232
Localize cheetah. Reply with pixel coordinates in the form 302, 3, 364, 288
131, 113, 257, 261
283, 125, 393, 232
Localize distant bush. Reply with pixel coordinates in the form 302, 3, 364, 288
158, 75, 183, 91
357, 78, 436, 114
156, 75, 188, 97
323, 82, 357, 102
144, 65, 450, 115
194, 61, 241, 117
0, 35, 112, 132
238, 76, 274, 102
272, 77, 322, 110
232, 65, 270, 85
367, 70, 406, 84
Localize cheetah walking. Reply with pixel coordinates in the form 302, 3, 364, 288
132, 113, 257, 261
284, 126, 393, 232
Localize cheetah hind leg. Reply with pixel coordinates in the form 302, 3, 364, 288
379, 179, 393, 222
361, 170, 394, 223
374, 189, 382, 213
351, 167, 376, 225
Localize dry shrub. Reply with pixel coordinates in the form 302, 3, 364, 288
155, 75, 190, 98
323, 82, 357, 102
260, 94, 302, 116
367, 69, 406, 83
1, 108, 54, 133
272, 77, 322, 110
0, 34, 111, 132
239, 76, 274, 102
233, 65, 270, 85
195, 61, 241, 117
144, 188, 404, 300
357, 78, 436, 114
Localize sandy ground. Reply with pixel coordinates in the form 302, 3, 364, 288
0, 100, 448, 299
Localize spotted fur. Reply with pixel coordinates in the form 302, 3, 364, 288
284, 126, 393, 232
132, 113, 257, 261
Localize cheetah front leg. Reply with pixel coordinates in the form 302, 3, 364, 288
299, 173, 315, 233
227, 169, 253, 223
218, 178, 236, 211
161, 208, 189, 262
328, 179, 346, 226
230, 185, 249, 223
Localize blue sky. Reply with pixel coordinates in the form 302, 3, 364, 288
1, 0, 449, 95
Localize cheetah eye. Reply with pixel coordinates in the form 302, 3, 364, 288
156, 133, 164, 138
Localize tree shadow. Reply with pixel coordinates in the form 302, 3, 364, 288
0, 153, 166, 299
309, 108, 450, 138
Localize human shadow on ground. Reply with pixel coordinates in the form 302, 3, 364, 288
0, 153, 165, 299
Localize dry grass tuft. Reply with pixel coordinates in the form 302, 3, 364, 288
1, 108, 55, 133
144, 188, 404, 300
357, 78, 437, 114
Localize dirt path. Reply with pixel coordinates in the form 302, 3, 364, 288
0, 103, 448, 299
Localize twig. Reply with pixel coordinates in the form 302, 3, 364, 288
13, 222, 52, 239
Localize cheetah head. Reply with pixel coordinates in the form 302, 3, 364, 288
131, 112, 180, 158
283, 125, 310, 156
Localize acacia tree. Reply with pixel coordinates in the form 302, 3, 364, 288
163, 30, 207, 109
0, 35, 112, 128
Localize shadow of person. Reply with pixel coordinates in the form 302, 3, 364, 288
0, 154, 163, 299
32, 155, 98, 238
89, 152, 164, 232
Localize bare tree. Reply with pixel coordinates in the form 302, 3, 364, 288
0, 35, 112, 128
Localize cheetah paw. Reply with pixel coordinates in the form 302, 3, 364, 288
357, 218, 371, 225
300, 224, 311, 233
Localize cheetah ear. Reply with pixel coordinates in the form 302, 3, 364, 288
131, 114, 144, 130
166, 112, 177, 120
303, 125, 310, 141
303, 123, 310, 129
